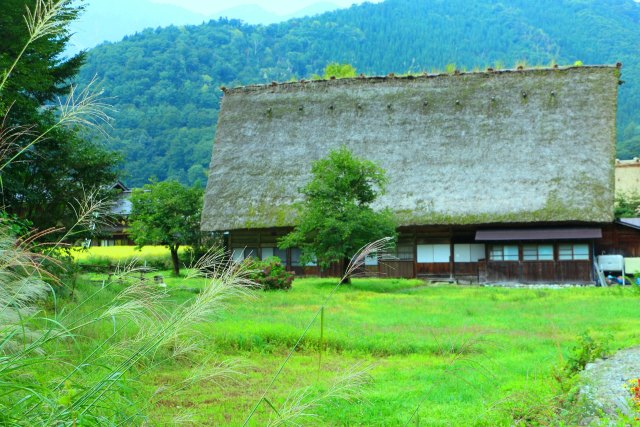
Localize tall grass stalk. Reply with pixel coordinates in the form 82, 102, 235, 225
2, 246, 256, 425
0, 0, 71, 94
0, 1, 110, 172
0, 77, 111, 172
267, 363, 374, 427
1, 3, 254, 423
243, 238, 394, 425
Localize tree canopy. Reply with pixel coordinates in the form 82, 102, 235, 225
0, 0, 120, 235
279, 147, 396, 282
128, 180, 203, 275
614, 193, 640, 218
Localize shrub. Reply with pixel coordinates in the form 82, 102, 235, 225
243, 256, 294, 290
563, 331, 610, 377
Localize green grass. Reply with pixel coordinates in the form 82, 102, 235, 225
63, 275, 640, 425
72, 245, 182, 261
71, 245, 191, 271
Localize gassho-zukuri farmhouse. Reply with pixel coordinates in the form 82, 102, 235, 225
201, 64, 640, 284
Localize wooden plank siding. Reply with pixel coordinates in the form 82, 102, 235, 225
598, 223, 640, 257
484, 260, 592, 283
416, 263, 451, 277
378, 261, 414, 279
225, 223, 640, 284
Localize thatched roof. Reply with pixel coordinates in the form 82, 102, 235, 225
202, 66, 620, 232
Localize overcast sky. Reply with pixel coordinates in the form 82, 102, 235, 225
150, 0, 382, 16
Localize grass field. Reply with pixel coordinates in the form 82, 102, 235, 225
71, 245, 189, 270
63, 272, 640, 425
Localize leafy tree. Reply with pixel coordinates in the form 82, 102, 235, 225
128, 180, 203, 275
279, 146, 396, 283
0, 0, 120, 235
614, 193, 640, 218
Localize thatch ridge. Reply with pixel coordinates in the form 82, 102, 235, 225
221, 64, 621, 95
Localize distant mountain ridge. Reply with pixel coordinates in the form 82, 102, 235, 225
76, 0, 640, 187
69, 0, 205, 53
214, 2, 342, 25
69, 1, 343, 53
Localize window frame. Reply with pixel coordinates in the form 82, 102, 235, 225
416, 244, 450, 263
488, 244, 519, 262
522, 244, 554, 261
558, 242, 590, 261
396, 244, 415, 261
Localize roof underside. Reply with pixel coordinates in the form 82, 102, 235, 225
202, 66, 619, 232
475, 228, 603, 241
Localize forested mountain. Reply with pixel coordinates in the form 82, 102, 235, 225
77, 0, 640, 187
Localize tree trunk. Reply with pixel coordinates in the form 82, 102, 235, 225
170, 245, 180, 276
340, 257, 351, 284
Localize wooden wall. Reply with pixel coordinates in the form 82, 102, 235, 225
598, 223, 640, 257
378, 261, 414, 279
416, 263, 450, 277
227, 223, 640, 284
483, 260, 592, 283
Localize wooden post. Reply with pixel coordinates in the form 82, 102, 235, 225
413, 232, 417, 278
449, 226, 454, 281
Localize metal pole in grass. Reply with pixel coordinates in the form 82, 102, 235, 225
242, 238, 394, 425
318, 306, 324, 381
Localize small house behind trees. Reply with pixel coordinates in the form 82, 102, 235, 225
202, 64, 640, 283
95, 181, 135, 247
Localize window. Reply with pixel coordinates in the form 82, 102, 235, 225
417, 244, 449, 263
244, 247, 258, 259
231, 248, 244, 262
454, 244, 486, 262
489, 245, 518, 261
261, 247, 288, 262
274, 248, 287, 262
396, 244, 415, 261
231, 247, 259, 262
291, 248, 302, 266
523, 244, 554, 261
281, 248, 316, 266
558, 243, 589, 260
364, 253, 378, 266
261, 247, 274, 259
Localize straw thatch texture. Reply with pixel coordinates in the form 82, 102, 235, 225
202, 66, 619, 232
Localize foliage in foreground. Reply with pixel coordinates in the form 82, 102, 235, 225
0, 0, 120, 235
562, 331, 610, 378
0, 238, 256, 425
